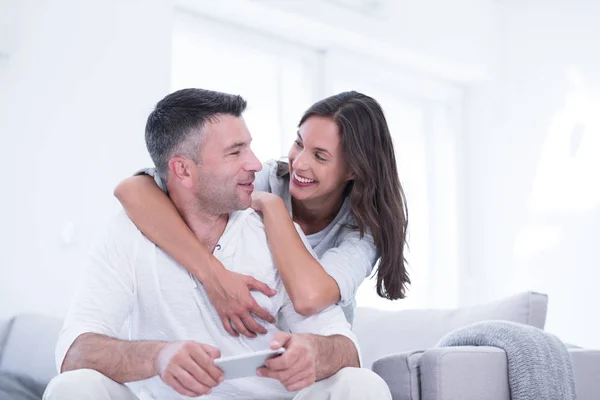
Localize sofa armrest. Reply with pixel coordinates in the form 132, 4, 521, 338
418, 346, 600, 400
569, 349, 600, 399
419, 346, 510, 400
372, 350, 425, 400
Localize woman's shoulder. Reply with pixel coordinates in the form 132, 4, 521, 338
261, 159, 278, 170
260, 159, 288, 176
255, 159, 289, 193
337, 197, 357, 225
333, 200, 376, 244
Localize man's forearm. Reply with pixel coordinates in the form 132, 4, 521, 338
307, 334, 360, 381
61, 333, 167, 383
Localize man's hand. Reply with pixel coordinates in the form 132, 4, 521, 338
204, 267, 277, 338
156, 341, 224, 397
257, 332, 317, 392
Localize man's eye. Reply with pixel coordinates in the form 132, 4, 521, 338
294, 140, 303, 148
230, 151, 241, 156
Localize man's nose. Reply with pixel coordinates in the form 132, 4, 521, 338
245, 149, 262, 172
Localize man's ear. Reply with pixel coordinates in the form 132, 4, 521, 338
168, 157, 195, 188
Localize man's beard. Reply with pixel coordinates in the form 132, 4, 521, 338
194, 180, 248, 214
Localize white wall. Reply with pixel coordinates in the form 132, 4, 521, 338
465, 0, 600, 348
11, 0, 597, 348
0, 0, 172, 319
251, 0, 494, 82
0, 0, 18, 57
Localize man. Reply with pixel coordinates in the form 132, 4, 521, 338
43, 89, 391, 399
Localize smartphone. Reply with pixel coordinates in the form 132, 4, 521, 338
214, 348, 286, 380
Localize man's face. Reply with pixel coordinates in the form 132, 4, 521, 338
192, 115, 262, 213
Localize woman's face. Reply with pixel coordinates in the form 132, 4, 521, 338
287, 116, 352, 202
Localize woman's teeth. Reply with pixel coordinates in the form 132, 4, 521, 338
294, 172, 315, 184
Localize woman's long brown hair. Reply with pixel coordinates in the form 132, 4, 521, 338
294, 91, 410, 300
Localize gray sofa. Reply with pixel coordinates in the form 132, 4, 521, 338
353, 291, 600, 400
0, 292, 598, 399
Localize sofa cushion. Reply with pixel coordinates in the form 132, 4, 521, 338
0, 318, 15, 363
353, 291, 548, 369
0, 314, 63, 386
0, 371, 46, 400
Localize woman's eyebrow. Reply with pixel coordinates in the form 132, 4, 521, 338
297, 131, 331, 155
314, 147, 331, 156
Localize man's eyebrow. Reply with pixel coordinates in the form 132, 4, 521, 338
224, 141, 247, 152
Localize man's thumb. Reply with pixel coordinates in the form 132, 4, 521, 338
270, 331, 292, 349
201, 343, 222, 360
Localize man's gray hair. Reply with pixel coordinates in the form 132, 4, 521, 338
145, 88, 247, 182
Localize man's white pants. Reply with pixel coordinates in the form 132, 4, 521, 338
43, 367, 392, 400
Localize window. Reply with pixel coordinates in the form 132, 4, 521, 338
172, 12, 319, 161
329, 82, 432, 310
172, 12, 462, 311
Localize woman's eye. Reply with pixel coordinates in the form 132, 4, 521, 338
294, 140, 303, 148
315, 153, 326, 162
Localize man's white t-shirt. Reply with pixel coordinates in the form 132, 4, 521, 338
55, 209, 360, 400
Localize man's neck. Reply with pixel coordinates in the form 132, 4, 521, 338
182, 208, 228, 252
169, 189, 228, 252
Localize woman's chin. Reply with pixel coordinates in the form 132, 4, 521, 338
289, 185, 313, 201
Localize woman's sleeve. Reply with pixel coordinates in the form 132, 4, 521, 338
134, 168, 167, 192
319, 229, 379, 306
253, 160, 277, 193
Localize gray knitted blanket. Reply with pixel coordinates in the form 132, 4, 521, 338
437, 320, 577, 400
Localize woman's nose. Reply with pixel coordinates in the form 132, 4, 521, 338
292, 150, 309, 170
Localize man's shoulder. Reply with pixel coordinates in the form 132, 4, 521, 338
224, 209, 271, 254
106, 210, 140, 230
230, 209, 313, 255
97, 210, 145, 246
230, 208, 266, 234
232, 208, 297, 234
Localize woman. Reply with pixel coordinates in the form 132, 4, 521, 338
114, 91, 409, 337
